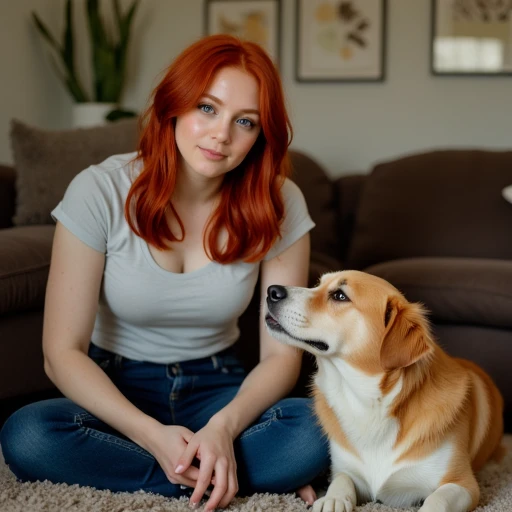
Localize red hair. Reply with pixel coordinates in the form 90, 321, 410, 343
125, 34, 293, 263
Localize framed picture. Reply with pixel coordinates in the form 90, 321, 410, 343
204, 0, 281, 64
295, 0, 387, 82
431, 0, 512, 76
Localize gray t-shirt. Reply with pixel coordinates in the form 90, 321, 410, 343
52, 152, 315, 364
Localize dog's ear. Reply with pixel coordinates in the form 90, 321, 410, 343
380, 298, 432, 371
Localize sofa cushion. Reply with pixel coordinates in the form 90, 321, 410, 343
366, 257, 512, 329
0, 225, 55, 315
289, 150, 341, 260
346, 149, 512, 269
10, 118, 139, 226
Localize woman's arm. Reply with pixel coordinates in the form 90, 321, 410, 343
208, 232, 311, 437
176, 233, 311, 510
43, 222, 199, 487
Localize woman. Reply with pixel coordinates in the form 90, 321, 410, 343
0, 35, 329, 511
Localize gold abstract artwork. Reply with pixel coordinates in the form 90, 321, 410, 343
217, 11, 269, 50
314, 1, 371, 61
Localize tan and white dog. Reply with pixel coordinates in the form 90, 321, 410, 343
265, 271, 504, 512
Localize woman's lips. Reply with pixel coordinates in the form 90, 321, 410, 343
200, 147, 226, 160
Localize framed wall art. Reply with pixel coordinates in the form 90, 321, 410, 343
431, 0, 512, 76
295, 0, 387, 82
204, 0, 281, 64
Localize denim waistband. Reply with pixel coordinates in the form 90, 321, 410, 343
88, 342, 243, 374
168, 345, 243, 373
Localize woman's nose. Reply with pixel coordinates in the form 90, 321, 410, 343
212, 119, 231, 143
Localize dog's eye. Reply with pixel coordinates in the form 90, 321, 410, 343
331, 289, 349, 302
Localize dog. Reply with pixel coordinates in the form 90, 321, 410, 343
264, 270, 504, 512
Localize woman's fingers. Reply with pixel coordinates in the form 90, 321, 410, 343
168, 472, 197, 488
182, 466, 200, 481
203, 459, 229, 510
215, 465, 239, 509
148, 425, 199, 488
175, 466, 200, 486
189, 456, 216, 508
164, 461, 200, 487
174, 440, 198, 475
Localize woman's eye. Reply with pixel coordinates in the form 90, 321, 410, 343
198, 104, 214, 114
331, 290, 348, 302
237, 118, 254, 128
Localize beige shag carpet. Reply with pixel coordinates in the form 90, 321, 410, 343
0, 436, 511, 512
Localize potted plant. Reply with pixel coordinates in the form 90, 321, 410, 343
32, 0, 139, 126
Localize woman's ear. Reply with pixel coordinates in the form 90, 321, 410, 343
380, 298, 432, 372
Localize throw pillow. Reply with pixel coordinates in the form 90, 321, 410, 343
10, 118, 139, 226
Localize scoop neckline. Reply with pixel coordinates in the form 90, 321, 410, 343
140, 238, 217, 279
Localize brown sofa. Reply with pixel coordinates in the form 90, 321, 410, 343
1, 146, 511, 432
242, 149, 512, 433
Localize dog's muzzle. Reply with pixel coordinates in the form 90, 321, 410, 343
265, 285, 329, 352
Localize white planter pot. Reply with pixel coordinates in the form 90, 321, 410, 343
503, 185, 512, 204
72, 102, 117, 128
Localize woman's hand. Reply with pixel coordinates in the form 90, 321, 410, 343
143, 423, 200, 488
175, 420, 238, 511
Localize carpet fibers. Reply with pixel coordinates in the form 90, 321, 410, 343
0, 436, 511, 511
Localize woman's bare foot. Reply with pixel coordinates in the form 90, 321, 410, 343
296, 484, 317, 506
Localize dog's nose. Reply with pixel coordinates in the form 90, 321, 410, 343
267, 285, 287, 303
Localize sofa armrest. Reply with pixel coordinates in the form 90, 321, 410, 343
334, 174, 366, 263
0, 164, 16, 229
365, 257, 512, 329
0, 225, 55, 315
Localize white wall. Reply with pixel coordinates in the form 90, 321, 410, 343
1, 0, 512, 176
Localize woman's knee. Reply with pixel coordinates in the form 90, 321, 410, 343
237, 397, 330, 493
279, 397, 330, 465
273, 396, 322, 429
0, 398, 76, 480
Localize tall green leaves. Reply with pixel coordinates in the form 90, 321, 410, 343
32, 0, 139, 104
32, 0, 88, 102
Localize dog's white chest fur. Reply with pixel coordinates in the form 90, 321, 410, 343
317, 360, 453, 507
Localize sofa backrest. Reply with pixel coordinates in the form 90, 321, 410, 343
289, 150, 341, 259
345, 149, 512, 269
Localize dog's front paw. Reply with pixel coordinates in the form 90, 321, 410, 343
312, 495, 355, 512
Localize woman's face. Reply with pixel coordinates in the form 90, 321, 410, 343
175, 67, 262, 181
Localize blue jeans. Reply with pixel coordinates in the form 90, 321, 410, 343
0, 344, 329, 498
